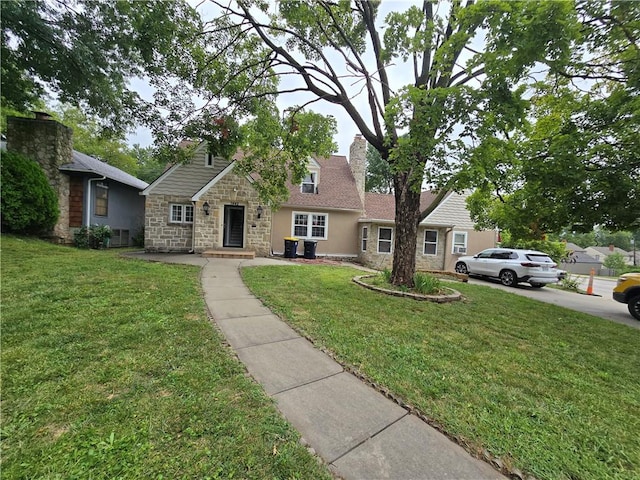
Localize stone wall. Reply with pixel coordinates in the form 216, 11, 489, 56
349, 134, 367, 206
359, 223, 447, 271
195, 173, 271, 255
6, 116, 73, 242
144, 194, 194, 252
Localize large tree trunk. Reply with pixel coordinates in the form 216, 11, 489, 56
391, 172, 421, 287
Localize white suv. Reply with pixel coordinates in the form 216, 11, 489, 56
454, 248, 559, 288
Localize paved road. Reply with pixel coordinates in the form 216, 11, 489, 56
466, 275, 639, 330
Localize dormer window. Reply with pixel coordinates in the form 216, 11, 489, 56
301, 172, 318, 194
206, 153, 214, 167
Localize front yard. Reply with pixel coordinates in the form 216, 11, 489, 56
242, 265, 640, 480
3, 234, 638, 480
0, 236, 332, 479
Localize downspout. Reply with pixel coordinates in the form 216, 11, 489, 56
86, 176, 106, 226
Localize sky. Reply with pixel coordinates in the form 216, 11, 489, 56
126, 0, 427, 158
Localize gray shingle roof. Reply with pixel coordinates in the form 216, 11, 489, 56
564, 242, 585, 252
61, 150, 148, 190
588, 246, 631, 256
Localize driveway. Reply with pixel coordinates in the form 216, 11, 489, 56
466, 276, 639, 330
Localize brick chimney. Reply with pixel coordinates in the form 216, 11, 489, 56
349, 134, 367, 207
6, 114, 74, 241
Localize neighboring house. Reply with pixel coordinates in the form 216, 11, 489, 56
585, 245, 635, 267
560, 242, 603, 275
142, 133, 497, 270
4, 114, 148, 245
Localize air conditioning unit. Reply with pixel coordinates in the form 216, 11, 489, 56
453, 246, 467, 254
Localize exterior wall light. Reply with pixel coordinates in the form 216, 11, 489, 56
257, 205, 263, 219
203, 201, 210, 215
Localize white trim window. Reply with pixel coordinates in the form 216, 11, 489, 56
170, 204, 194, 224
452, 231, 468, 254
301, 172, 318, 194
293, 212, 327, 239
205, 152, 214, 167
361, 226, 368, 252
377, 227, 393, 253
423, 229, 438, 255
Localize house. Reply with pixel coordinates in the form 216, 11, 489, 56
141, 143, 271, 255
142, 134, 497, 269
4, 114, 148, 245
585, 245, 635, 267
560, 242, 603, 275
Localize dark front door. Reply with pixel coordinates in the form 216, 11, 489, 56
223, 205, 244, 248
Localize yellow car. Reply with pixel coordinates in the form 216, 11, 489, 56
613, 273, 640, 321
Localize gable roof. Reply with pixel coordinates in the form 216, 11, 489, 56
564, 242, 585, 252
588, 246, 631, 256
282, 155, 363, 211
1, 140, 148, 190
141, 143, 250, 197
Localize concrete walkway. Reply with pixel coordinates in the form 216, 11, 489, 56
128, 252, 505, 480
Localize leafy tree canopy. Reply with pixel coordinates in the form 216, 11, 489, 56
2, 0, 338, 206
1, 0, 204, 136
365, 146, 393, 194
464, 0, 640, 241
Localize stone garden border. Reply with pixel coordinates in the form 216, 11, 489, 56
352, 274, 463, 303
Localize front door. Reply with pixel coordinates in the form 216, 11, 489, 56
223, 205, 244, 248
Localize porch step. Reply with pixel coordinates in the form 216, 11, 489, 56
202, 249, 256, 259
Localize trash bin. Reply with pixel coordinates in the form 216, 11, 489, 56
303, 240, 318, 259
284, 237, 298, 258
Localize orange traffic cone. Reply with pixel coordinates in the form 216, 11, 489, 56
586, 268, 595, 295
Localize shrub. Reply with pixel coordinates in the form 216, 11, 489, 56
381, 268, 392, 283
603, 252, 627, 276
413, 272, 441, 295
559, 273, 581, 292
74, 224, 112, 249
1, 151, 59, 234
132, 227, 145, 247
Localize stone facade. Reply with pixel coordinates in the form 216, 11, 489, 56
359, 223, 448, 271
6, 116, 73, 242
144, 172, 271, 255
349, 134, 367, 206
194, 173, 271, 255
144, 194, 194, 252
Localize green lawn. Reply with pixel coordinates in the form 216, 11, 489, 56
241, 264, 640, 480
0, 236, 332, 479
